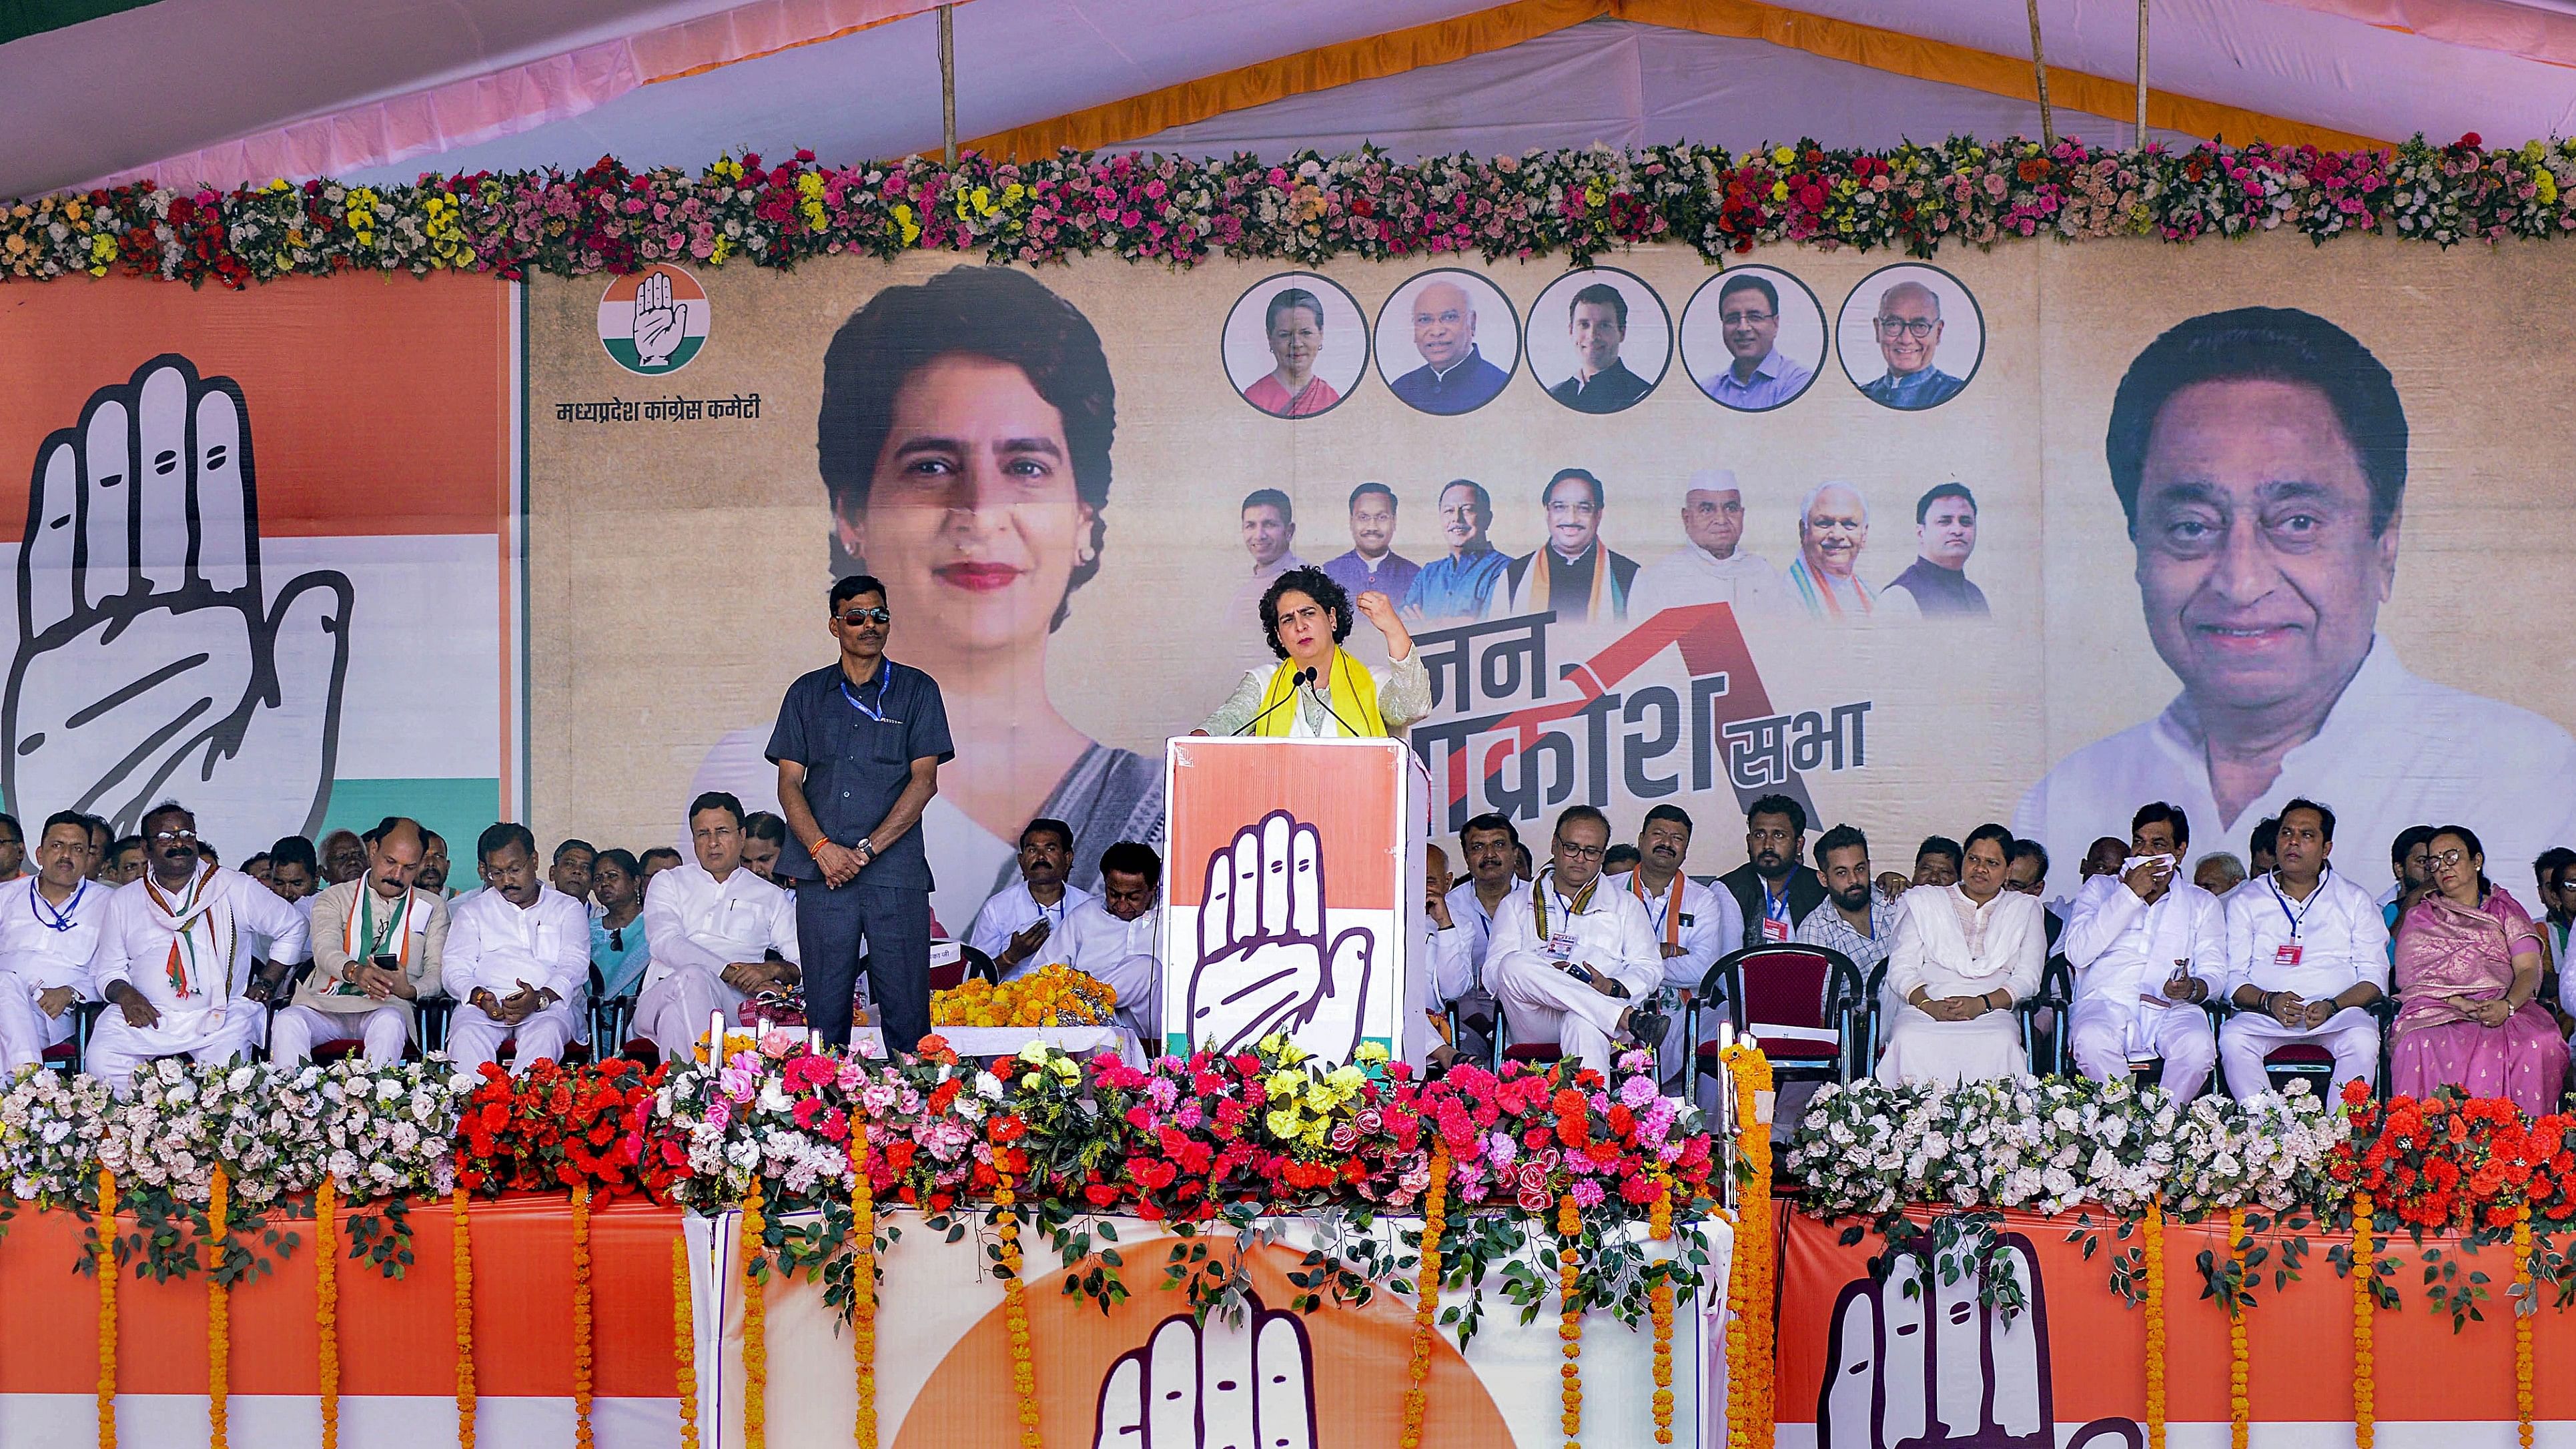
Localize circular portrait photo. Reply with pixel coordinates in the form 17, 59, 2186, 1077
1372, 268, 1520, 417
1222, 272, 1370, 420
1836, 263, 1986, 412
1679, 265, 1827, 413
1524, 267, 1671, 415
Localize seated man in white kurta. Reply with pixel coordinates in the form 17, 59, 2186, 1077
1056, 842, 1165, 1044
1414, 843, 1480, 1063
1484, 806, 1666, 1068
0, 813, 108, 1072
636, 793, 802, 1064
2062, 802, 2223, 1099
965, 819, 1092, 982
2219, 797, 2389, 1099
89, 803, 311, 1093
1604, 804, 1743, 1075
444, 823, 591, 1074
1877, 824, 2046, 1085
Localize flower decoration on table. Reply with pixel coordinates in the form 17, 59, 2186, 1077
2328, 1080, 2576, 1234
453, 1056, 669, 1198
931, 964, 1118, 1028
11, 134, 2576, 289
0, 1063, 111, 1206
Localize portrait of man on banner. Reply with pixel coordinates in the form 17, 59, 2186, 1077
2016, 306, 2576, 897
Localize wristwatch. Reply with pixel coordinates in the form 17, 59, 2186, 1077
855, 838, 877, 866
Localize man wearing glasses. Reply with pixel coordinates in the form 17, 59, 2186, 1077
769, 574, 955, 1056
1857, 281, 1967, 411
1697, 274, 1813, 412
1483, 806, 1665, 1068
87, 801, 312, 1093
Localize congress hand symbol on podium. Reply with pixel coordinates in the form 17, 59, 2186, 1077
5, 355, 352, 842
1187, 810, 1373, 1060
1819, 1234, 2140, 1449
1093, 1291, 1317, 1449
631, 271, 687, 368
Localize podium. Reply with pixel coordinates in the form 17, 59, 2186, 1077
1160, 737, 1430, 1066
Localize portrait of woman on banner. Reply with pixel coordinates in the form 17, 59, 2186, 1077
692, 265, 1161, 930
1196, 566, 1431, 738
1236, 284, 1345, 419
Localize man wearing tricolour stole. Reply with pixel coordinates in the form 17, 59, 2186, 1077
88, 801, 311, 1093
0, 812, 109, 1072
274, 816, 447, 1066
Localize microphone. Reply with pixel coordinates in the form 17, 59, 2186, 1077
1234, 667, 1315, 734
1302, 658, 1369, 737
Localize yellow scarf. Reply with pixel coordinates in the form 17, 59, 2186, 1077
1251, 648, 1387, 737
1531, 869, 1600, 938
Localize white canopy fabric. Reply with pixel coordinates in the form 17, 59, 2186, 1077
5, 0, 2575, 200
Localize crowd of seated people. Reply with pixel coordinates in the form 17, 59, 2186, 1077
6, 775, 2570, 1116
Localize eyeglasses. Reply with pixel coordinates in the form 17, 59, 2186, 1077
2431, 848, 2471, 867
1874, 316, 1938, 339
1556, 841, 1606, 861
837, 606, 891, 626
151, 829, 198, 845
1719, 310, 1775, 326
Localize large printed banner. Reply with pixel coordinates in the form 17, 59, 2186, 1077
523, 233, 2576, 931
1779, 1208, 2576, 1449
688, 1209, 1731, 1449
0, 273, 521, 859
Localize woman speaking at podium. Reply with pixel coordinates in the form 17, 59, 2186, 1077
1197, 566, 1434, 737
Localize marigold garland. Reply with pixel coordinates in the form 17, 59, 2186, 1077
1649, 1169, 1675, 1448
2513, 1205, 2534, 1449
452, 1187, 476, 1449
316, 1178, 340, 1449
853, 1146, 878, 1449
2143, 1199, 2166, 1449
1719, 1042, 1777, 1449
740, 1177, 767, 1449
207, 1165, 230, 1449
672, 1236, 700, 1449
997, 1169, 1040, 1449
94, 1165, 116, 1449
1400, 1146, 1450, 1449
1558, 1191, 1584, 1449
2351, 1191, 2374, 1449
572, 1183, 595, 1449
2226, 1208, 2249, 1449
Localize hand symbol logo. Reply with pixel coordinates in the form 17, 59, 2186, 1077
1819, 1233, 2140, 1449
1186, 810, 1374, 1061
6, 355, 352, 842
1094, 1290, 1316, 1449
630, 271, 687, 369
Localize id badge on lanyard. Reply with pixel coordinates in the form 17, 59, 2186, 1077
1761, 888, 1792, 943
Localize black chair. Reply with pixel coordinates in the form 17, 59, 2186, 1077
1693, 943, 1866, 1101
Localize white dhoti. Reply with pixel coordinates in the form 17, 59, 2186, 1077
1491, 952, 1631, 1069
632, 967, 745, 1063
2067, 996, 2216, 1099
1873, 1007, 2025, 1086
0, 989, 77, 1072
87, 1000, 268, 1093
446, 999, 582, 1075
269, 1003, 410, 1066
2218, 1006, 2380, 1099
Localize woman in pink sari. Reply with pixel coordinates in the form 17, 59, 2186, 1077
2390, 825, 2569, 1115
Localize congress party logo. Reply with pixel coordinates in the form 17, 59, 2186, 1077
598, 264, 710, 375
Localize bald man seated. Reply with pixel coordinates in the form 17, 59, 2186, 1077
275, 816, 449, 1066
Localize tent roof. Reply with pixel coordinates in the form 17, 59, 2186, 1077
6, 0, 2576, 199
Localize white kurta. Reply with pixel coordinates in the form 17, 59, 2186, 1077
1604, 869, 1743, 993
444, 883, 592, 1073
965, 879, 1093, 980
2216, 867, 2391, 1097
1629, 544, 1790, 621
88, 866, 310, 1090
1058, 896, 1162, 1045
1408, 922, 1478, 1062
1484, 871, 1662, 1067
634, 863, 802, 1062
0, 877, 103, 1070
1876, 885, 2045, 1086
2060, 873, 2224, 1095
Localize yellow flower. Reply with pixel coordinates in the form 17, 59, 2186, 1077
1267, 1108, 1302, 1138
1354, 1041, 1390, 1066
892, 203, 921, 244
1000, 183, 1025, 207
1771, 146, 1795, 166
1771, 180, 1789, 202
797, 171, 825, 197
2539, 171, 2560, 205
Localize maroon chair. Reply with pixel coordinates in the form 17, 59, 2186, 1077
1693, 943, 1865, 1100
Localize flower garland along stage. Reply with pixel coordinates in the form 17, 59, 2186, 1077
3, 133, 2574, 288
0, 1035, 1752, 1448
1777, 1076, 2576, 1442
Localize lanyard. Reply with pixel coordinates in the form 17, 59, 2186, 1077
1631, 871, 1683, 949
1532, 872, 1598, 939
839, 660, 892, 722
29, 880, 83, 934
1760, 881, 1791, 925
2269, 869, 2326, 941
